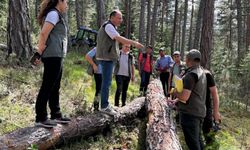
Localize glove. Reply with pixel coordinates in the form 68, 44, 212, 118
30, 52, 41, 65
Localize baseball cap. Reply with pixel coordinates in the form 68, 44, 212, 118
186, 49, 201, 61
173, 51, 180, 55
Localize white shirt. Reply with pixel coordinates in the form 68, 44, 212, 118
45, 11, 59, 25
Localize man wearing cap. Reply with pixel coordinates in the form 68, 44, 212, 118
174, 49, 207, 150
155, 49, 174, 96
138, 46, 153, 96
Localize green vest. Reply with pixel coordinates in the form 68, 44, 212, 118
42, 10, 67, 58
178, 66, 207, 118
96, 21, 119, 61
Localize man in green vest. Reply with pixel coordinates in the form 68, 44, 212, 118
96, 10, 143, 115
174, 49, 207, 150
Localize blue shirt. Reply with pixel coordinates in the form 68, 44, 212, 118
87, 47, 102, 74
155, 55, 174, 71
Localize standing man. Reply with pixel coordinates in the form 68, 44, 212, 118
114, 44, 135, 107
155, 49, 174, 97
138, 46, 153, 96
96, 10, 143, 115
174, 49, 207, 150
203, 69, 221, 144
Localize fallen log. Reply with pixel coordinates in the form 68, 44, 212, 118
146, 79, 182, 150
0, 97, 145, 150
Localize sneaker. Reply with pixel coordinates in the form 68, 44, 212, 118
99, 105, 117, 116
53, 117, 71, 124
35, 119, 57, 128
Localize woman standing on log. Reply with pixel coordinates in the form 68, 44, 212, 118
31, 0, 70, 128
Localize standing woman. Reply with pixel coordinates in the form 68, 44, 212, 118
33, 0, 70, 128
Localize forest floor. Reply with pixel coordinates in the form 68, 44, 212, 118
0, 49, 250, 150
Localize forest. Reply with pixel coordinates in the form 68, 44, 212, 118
0, 0, 250, 150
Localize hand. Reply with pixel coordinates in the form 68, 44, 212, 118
92, 64, 98, 73
30, 52, 41, 66
131, 76, 135, 82
133, 41, 144, 49
213, 111, 221, 122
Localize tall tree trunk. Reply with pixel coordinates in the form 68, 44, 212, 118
150, 0, 161, 47
200, 0, 215, 69
96, 0, 106, 28
170, 0, 178, 54
180, 0, 188, 60
178, 9, 182, 52
193, 0, 205, 49
139, 0, 146, 44
160, 0, 166, 42
146, 0, 151, 46
188, 0, 194, 51
7, 0, 32, 61
35, 0, 40, 18
246, 0, 250, 53
124, 0, 131, 38
236, 0, 244, 66
75, 0, 83, 28
228, 0, 233, 58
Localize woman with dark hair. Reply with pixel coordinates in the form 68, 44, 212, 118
32, 0, 70, 128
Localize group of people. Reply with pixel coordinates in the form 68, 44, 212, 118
31, 0, 221, 149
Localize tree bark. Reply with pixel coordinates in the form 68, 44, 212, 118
124, 0, 132, 39
150, 0, 161, 47
200, 0, 215, 69
188, 0, 194, 51
246, 0, 250, 53
193, 0, 205, 49
0, 97, 146, 150
146, 0, 152, 46
171, 0, 178, 54
236, 0, 244, 66
75, 0, 84, 28
96, 0, 106, 28
7, 0, 33, 62
180, 0, 188, 59
139, 0, 146, 44
146, 79, 182, 150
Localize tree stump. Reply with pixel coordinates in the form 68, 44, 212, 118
146, 79, 182, 150
0, 97, 145, 150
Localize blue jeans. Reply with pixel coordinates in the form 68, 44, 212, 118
100, 60, 114, 108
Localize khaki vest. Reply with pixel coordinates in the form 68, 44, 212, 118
96, 21, 119, 61
42, 9, 67, 58
178, 66, 207, 118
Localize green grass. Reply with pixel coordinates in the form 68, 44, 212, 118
1, 50, 250, 150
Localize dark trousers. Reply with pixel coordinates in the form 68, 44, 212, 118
35, 57, 63, 122
114, 75, 130, 107
203, 105, 213, 144
160, 72, 169, 96
180, 113, 204, 150
94, 73, 102, 96
139, 71, 151, 95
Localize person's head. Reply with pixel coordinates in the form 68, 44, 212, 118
146, 45, 153, 54
122, 44, 131, 53
109, 10, 123, 27
159, 49, 165, 57
185, 49, 201, 67
38, 0, 68, 26
173, 51, 181, 63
